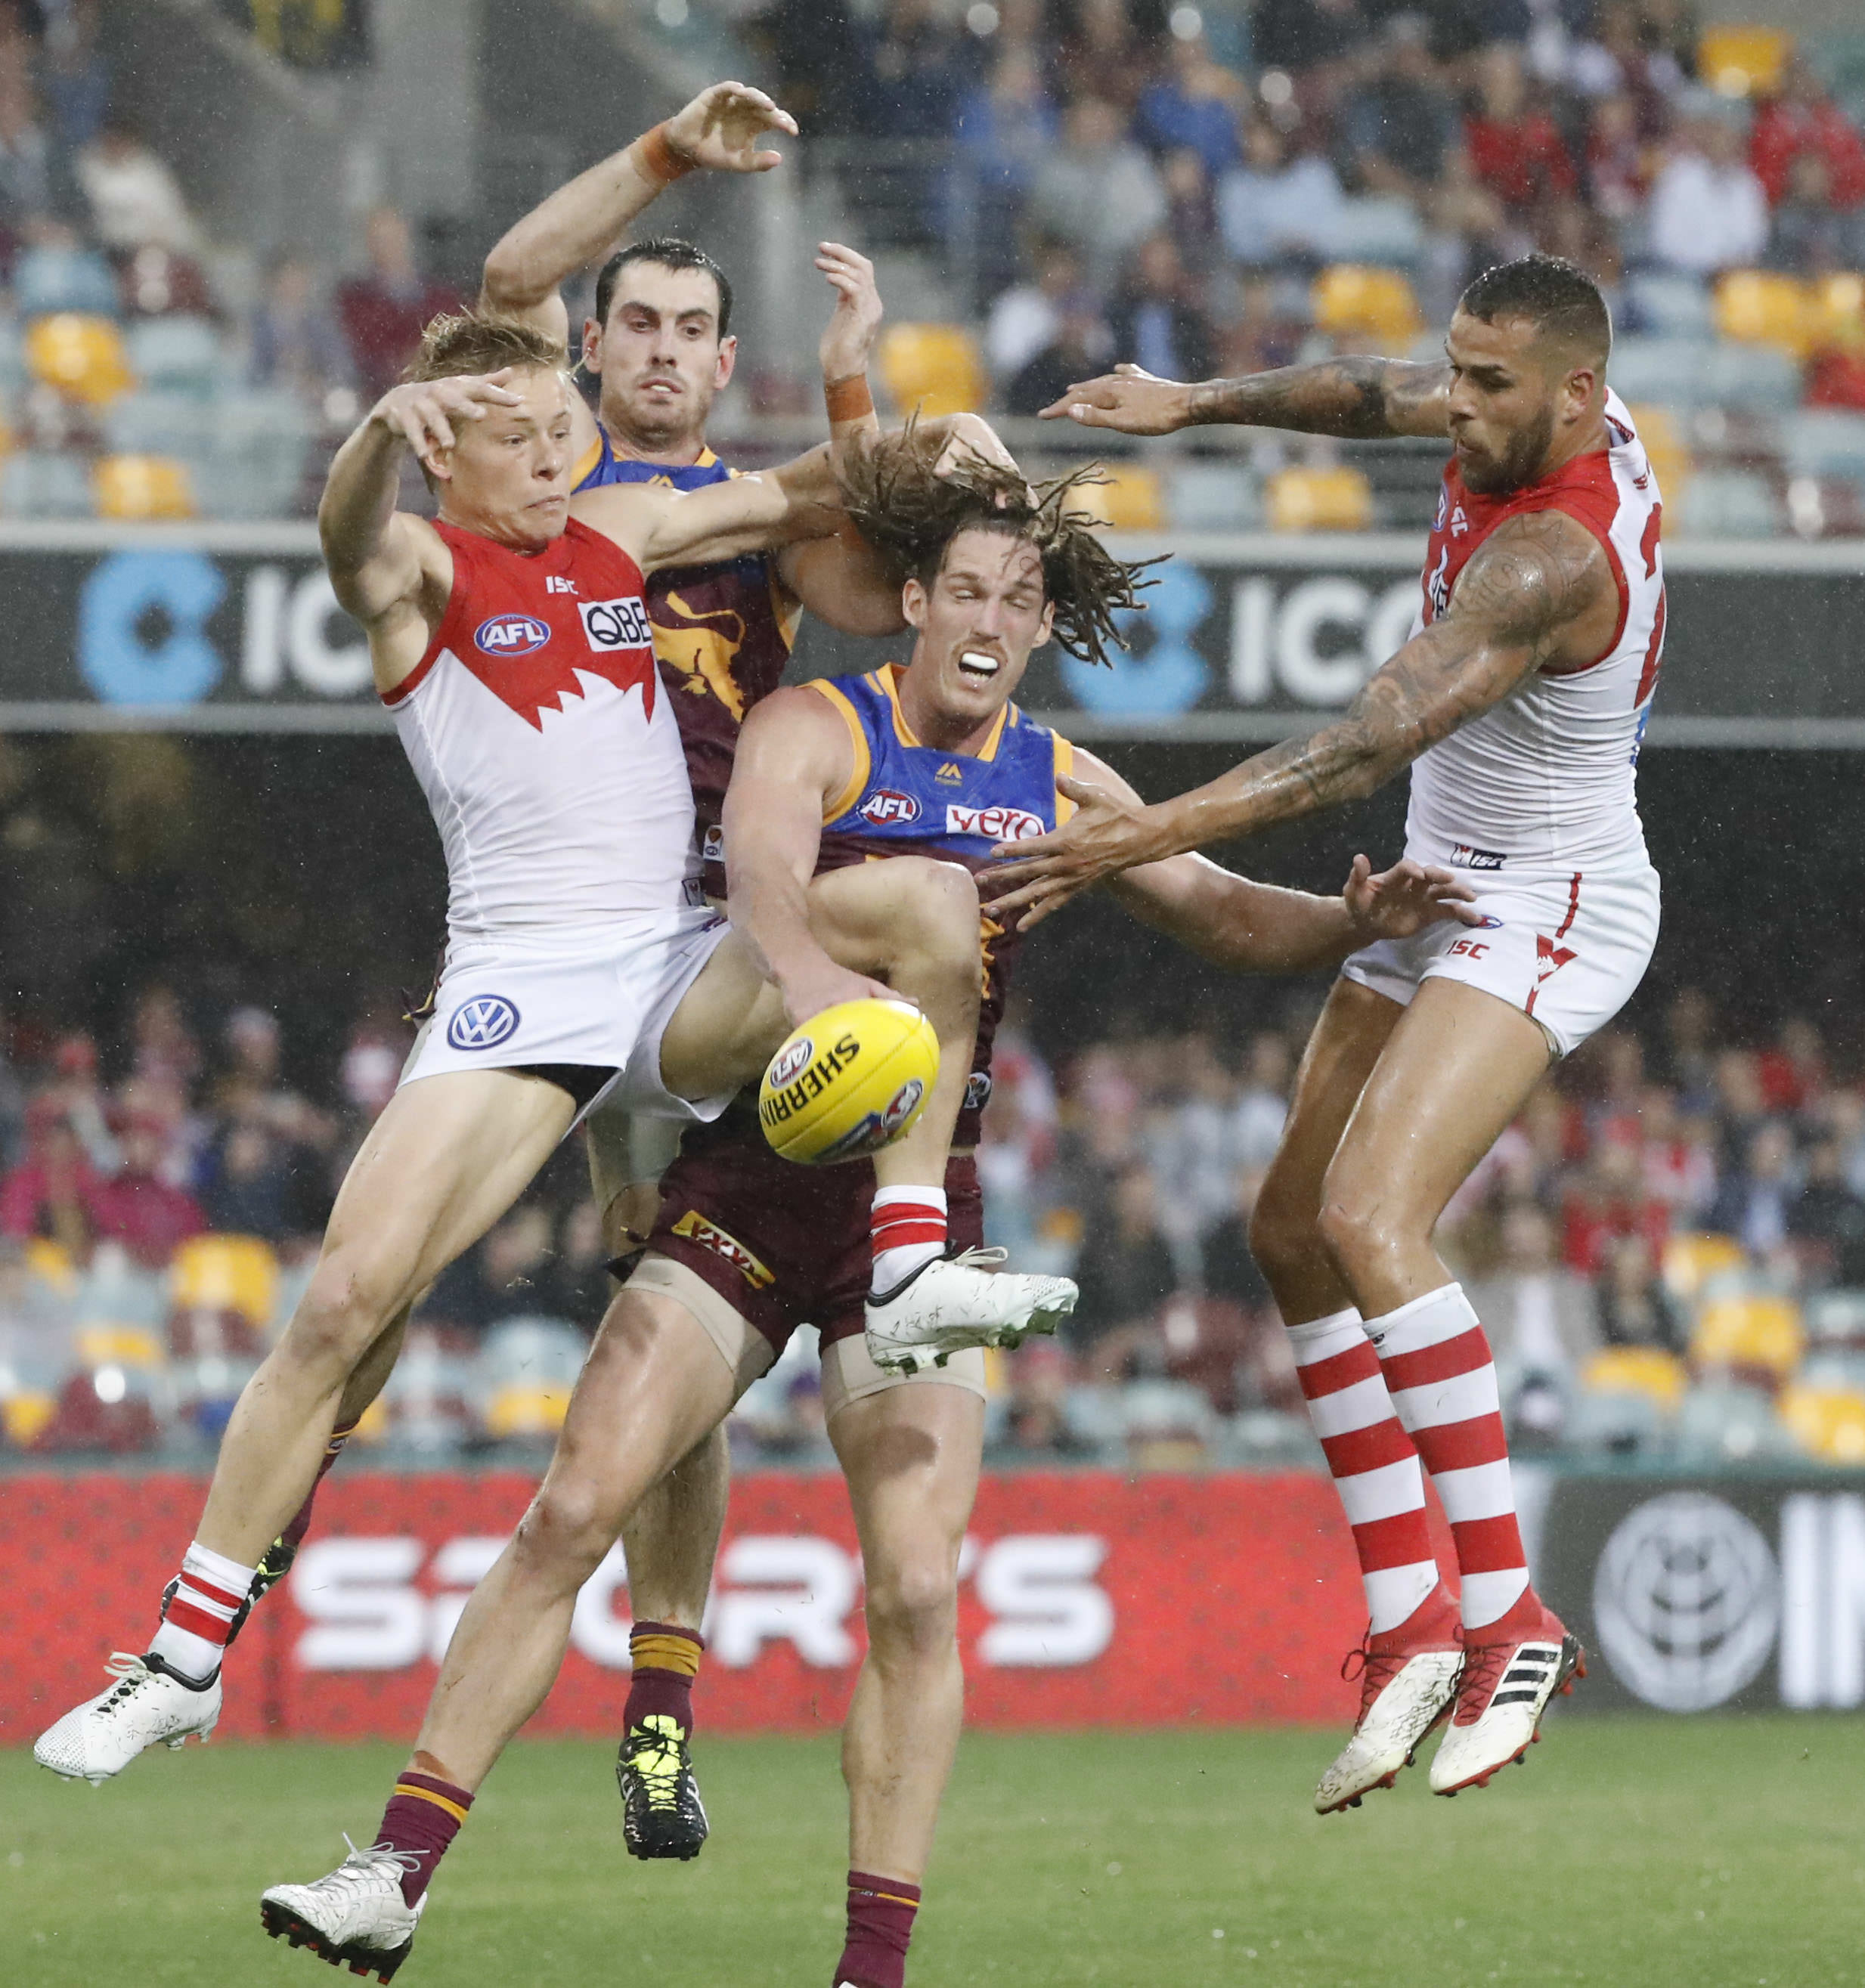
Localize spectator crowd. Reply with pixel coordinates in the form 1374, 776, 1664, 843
5, 968, 1865, 1475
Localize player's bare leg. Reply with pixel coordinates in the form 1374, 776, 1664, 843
36, 1070, 575, 1785
831, 1376, 984, 1988
615, 1424, 730, 1859
1312, 977, 1583, 1791
661, 858, 1077, 1371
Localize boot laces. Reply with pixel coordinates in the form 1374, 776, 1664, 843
97, 1652, 154, 1714
326, 1834, 426, 1890
622, 1714, 688, 1813
1451, 1637, 1514, 1726
1339, 1637, 1411, 1719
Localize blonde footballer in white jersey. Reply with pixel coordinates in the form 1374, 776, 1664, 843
990, 254, 1662, 1811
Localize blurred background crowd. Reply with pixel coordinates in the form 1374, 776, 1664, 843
5, 968, 1864, 1477
0, 0, 1863, 531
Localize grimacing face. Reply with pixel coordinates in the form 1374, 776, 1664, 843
901, 528, 1056, 733
1444, 309, 1597, 497
585, 261, 736, 452
431, 365, 574, 550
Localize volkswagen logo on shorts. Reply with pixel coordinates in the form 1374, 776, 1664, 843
1593, 1492, 1780, 1711
447, 995, 521, 1051
475, 615, 550, 656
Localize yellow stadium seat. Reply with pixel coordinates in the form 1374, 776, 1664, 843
876, 323, 987, 419
1691, 1294, 1805, 1380
1780, 1384, 1865, 1465
2, 1391, 57, 1446
24, 1238, 77, 1293
484, 1382, 573, 1439
74, 1323, 166, 1371
349, 1395, 392, 1445
1581, 1345, 1688, 1411
1068, 466, 1165, 531
1661, 1231, 1746, 1302
25, 312, 133, 404
170, 1234, 280, 1333
1624, 404, 1692, 499
1714, 270, 1817, 358
1266, 465, 1372, 533
1810, 272, 1865, 351
1698, 24, 1791, 98
1312, 265, 1421, 347
93, 454, 196, 521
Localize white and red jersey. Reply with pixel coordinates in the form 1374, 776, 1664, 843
1404, 390, 1664, 875
386, 517, 696, 941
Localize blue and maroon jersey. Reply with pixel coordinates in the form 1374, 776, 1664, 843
802, 663, 1076, 1144
575, 430, 801, 888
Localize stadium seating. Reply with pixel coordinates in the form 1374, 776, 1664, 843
1626, 271, 1715, 340
1265, 463, 1373, 532
170, 1234, 279, 1336
1779, 1381, 1865, 1463
1604, 336, 1718, 411
1581, 1345, 1688, 1410
1698, 24, 1791, 97
93, 454, 197, 521
1674, 469, 1781, 537
1673, 1380, 1791, 1463
1661, 1231, 1747, 1304
1566, 1383, 1668, 1454
1166, 461, 1262, 532
1702, 342, 1805, 414
1327, 200, 1427, 270
1715, 271, 1817, 359
1070, 465, 1165, 531
1786, 409, 1865, 481
1312, 265, 1421, 346
125, 315, 223, 398
1804, 1287, 1865, 1345
1690, 1293, 1805, 1383
12, 242, 120, 320
1625, 404, 1691, 497
25, 313, 133, 405
876, 323, 988, 418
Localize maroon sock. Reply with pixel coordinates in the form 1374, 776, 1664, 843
624, 1621, 702, 1738
279, 1420, 358, 1556
374, 1768, 473, 1906
835, 1869, 921, 1988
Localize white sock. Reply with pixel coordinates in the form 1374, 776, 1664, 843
149, 1540, 258, 1681
870, 1184, 949, 1296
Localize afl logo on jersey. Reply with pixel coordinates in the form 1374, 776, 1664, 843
447, 995, 521, 1051
859, 789, 922, 826
579, 595, 654, 652
475, 615, 551, 656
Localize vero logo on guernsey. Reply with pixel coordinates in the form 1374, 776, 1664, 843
947, 803, 1043, 841
474, 615, 550, 656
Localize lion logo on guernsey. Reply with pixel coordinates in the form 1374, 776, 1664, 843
447, 995, 521, 1051
475, 615, 550, 656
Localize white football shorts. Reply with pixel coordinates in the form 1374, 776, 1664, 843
1340, 859, 1660, 1057
399, 905, 734, 1126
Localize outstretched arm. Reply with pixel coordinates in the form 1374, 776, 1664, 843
1037, 357, 1451, 439
986, 507, 1616, 924
722, 689, 894, 1024
479, 81, 797, 348
1074, 749, 1479, 968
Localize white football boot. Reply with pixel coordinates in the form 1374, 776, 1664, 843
1314, 1584, 1464, 1814
261, 1839, 426, 1983
1431, 1591, 1584, 1796
34, 1652, 221, 1785
866, 1246, 1077, 1375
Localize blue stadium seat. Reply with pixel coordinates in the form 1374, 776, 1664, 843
14, 243, 119, 319
1702, 342, 1802, 413
1786, 409, 1865, 479
1608, 337, 1716, 410
0, 451, 95, 519
477, 1315, 590, 1389
1673, 469, 1781, 537
1167, 462, 1261, 532
1626, 270, 1713, 339
104, 389, 207, 459
1673, 1381, 1793, 1465
126, 314, 224, 398
1328, 197, 1425, 268
1566, 1386, 1668, 1455
205, 390, 313, 519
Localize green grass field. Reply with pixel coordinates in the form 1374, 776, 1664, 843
4, 1717, 1860, 1987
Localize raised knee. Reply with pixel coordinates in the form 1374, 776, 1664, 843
865, 1558, 959, 1656
891, 859, 980, 955
514, 1479, 615, 1586
1315, 1185, 1396, 1284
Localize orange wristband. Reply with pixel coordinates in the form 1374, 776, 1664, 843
637, 122, 694, 185
825, 373, 875, 424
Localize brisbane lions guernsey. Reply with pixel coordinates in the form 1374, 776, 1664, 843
806, 664, 1074, 1147
385, 516, 694, 940
1406, 389, 1664, 875
575, 432, 801, 890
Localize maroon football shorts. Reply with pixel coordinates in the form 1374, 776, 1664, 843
645, 1111, 982, 1357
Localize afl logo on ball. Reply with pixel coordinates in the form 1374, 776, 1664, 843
448, 995, 521, 1051
475, 615, 550, 656
767, 1036, 816, 1088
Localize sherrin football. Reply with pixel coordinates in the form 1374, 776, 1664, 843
758, 997, 940, 1165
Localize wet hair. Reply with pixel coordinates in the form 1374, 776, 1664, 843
837, 423, 1156, 668
403, 309, 566, 382
1459, 253, 1612, 364
594, 237, 734, 338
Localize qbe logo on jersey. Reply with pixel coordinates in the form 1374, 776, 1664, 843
578, 595, 653, 652
446, 994, 522, 1051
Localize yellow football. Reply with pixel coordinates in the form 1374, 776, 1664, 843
758, 997, 940, 1165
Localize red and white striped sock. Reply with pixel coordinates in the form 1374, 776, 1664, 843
149, 1541, 259, 1681
1289, 1308, 1441, 1633
1368, 1284, 1529, 1632
870, 1185, 947, 1296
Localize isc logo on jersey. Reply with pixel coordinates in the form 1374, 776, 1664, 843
948, 803, 1044, 841
860, 789, 921, 826
475, 615, 550, 656
579, 596, 653, 651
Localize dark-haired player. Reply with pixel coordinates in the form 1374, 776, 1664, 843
991, 254, 1665, 1803
255, 430, 1476, 1986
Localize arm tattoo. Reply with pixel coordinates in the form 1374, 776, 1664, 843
1170, 509, 1609, 844
1188, 358, 1451, 439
